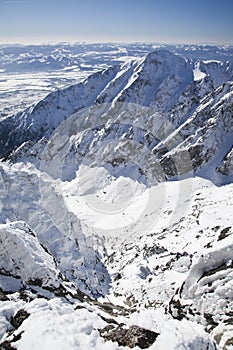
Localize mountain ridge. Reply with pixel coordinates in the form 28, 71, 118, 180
1, 49, 233, 184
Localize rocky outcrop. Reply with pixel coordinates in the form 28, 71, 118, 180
169, 234, 233, 349
0, 221, 60, 290
99, 324, 159, 349
216, 147, 233, 176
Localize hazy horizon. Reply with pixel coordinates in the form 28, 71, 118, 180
0, 39, 233, 47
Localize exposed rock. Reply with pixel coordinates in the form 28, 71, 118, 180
169, 238, 233, 345
99, 324, 159, 349
0, 288, 9, 301
0, 341, 16, 350
218, 227, 232, 241
11, 309, 30, 329
216, 147, 233, 176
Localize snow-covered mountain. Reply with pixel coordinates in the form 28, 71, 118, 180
1, 50, 232, 183
1, 43, 233, 119
0, 48, 233, 350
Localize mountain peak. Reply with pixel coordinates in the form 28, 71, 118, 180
144, 49, 189, 68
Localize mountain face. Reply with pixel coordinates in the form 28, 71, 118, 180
1, 50, 232, 183
1, 43, 232, 119
0, 48, 233, 350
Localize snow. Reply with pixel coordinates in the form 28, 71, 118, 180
1, 159, 231, 348
193, 64, 206, 81
0, 298, 118, 350
1, 44, 233, 349
15, 299, 111, 350
62, 166, 150, 232
200, 60, 233, 88
182, 235, 233, 297
0, 221, 60, 289
1, 42, 233, 118
0, 296, 217, 350
153, 320, 217, 350
61, 171, 196, 242
0, 161, 110, 296
0, 299, 25, 340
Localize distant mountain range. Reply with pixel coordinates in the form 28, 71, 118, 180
1, 43, 233, 73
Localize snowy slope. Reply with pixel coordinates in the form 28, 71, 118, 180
0, 47, 233, 350
0, 161, 109, 297
1, 166, 227, 349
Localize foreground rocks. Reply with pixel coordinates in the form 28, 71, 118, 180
99, 324, 159, 349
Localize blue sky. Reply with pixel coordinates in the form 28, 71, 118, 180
0, 0, 233, 44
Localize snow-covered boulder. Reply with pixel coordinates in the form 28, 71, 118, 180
154, 320, 217, 350
169, 235, 233, 349
0, 221, 60, 290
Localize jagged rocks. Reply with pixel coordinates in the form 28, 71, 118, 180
0, 310, 29, 350
169, 236, 233, 349
0, 341, 16, 350
99, 324, 159, 349
216, 147, 233, 176
0, 289, 8, 302
11, 310, 30, 330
